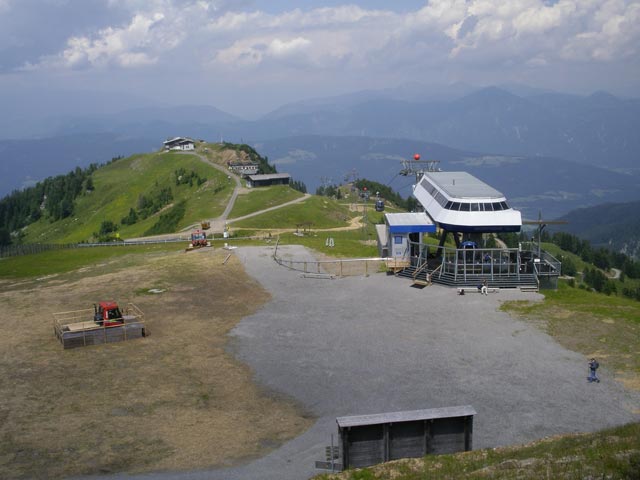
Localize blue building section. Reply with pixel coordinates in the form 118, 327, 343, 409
377, 213, 436, 269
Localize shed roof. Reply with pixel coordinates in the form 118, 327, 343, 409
248, 173, 291, 181
425, 172, 503, 199
385, 212, 436, 233
336, 405, 476, 428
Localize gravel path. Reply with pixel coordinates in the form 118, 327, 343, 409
103, 245, 639, 480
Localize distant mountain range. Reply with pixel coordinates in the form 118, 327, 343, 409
21, 85, 636, 173
1, 84, 639, 223
550, 201, 640, 260
255, 135, 640, 221
252, 87, 640, 171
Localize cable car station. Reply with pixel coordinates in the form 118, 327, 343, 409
377, 157, 562, 290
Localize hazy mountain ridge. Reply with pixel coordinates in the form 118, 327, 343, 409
0, 133, 158, 197
552, 201, 640, 259
260, 87, 640, 170
37, 86, 640, 171
255, 135, 640, 220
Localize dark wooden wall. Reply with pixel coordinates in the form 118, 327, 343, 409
340, 414, 473, 469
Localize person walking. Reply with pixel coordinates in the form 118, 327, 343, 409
588, 358, 600, 383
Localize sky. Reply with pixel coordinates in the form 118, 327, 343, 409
1, 0, 640, 118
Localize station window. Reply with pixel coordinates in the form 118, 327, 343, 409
394, 235, 403, 245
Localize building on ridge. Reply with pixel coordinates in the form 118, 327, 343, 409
163, 137, 195, 151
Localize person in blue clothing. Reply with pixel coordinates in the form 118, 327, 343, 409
588, 358, 600, 383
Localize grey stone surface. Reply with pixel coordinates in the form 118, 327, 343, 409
100, 245, 640, 480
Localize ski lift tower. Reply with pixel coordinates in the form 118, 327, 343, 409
399, 154, 441, 211
400, 153, 441, 183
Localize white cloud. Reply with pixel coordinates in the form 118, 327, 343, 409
27, 11, 170, 69
267, 37, 311, 57
17, 0, 640, 88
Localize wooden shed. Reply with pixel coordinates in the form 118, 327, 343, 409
247, 173, 291, 187
337, 405, 475, 469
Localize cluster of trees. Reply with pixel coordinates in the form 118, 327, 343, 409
143, 200, 186, 236
94, 220, 120, 242
582, 266, 618, 295
548, 231, 640, 279
121, 185, 173, 226
0, 164, 99, 245
290, 179, 307, 194
174, 168, 207, 187
314, 178, 418, 211
315, 184, 342, 198
352, 179, 418, 211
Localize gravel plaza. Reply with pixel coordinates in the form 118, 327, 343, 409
108, 245, 640, 480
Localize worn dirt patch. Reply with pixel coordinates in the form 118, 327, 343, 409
0, 249, 312, 478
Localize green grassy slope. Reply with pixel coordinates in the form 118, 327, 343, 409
232, 196, 355, 229
22, 152, 231, 243
229, 186, 304, 219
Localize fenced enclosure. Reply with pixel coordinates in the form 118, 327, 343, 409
53, 303, 146, 349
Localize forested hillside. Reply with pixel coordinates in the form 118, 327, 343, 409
0, 163, 102, 245
0, 150, 233, 244
552, 201, 640, 260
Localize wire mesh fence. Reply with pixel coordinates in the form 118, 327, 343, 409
0, 243, 76, 258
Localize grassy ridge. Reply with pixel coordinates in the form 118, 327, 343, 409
22, 152, 231, 243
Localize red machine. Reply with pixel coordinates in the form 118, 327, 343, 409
94, 301, 124, 327
187, 229, 210, 250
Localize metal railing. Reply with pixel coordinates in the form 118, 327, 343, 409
274, 255, 385, 277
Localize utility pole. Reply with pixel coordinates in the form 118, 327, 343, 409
362, 186, 369, 238
522, 211, 568, 259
